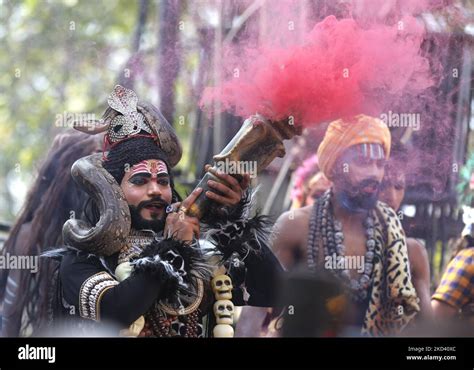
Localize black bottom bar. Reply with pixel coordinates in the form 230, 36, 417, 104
1, 337, 473, 369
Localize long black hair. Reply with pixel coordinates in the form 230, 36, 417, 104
0, 130, 101, 336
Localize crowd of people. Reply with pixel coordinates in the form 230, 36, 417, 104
0, 85, 472, 338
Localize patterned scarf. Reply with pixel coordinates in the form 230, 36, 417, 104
361, 202, 420, 336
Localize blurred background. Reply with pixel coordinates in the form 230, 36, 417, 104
0, 0, 474, 289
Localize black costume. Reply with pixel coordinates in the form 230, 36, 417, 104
47, 85, 282, 337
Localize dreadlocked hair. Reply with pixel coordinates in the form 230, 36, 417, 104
102, 135, 173, 185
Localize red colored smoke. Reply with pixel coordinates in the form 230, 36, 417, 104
200, 14, 434, 126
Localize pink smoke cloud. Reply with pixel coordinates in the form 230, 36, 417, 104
200, 13, 434, 127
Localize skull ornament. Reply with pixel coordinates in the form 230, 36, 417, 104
164, 250, 186, 278
213, 324, 234, 338
213, 300, 235, 325
211, 274, 233, 300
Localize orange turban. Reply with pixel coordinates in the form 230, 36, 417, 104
317, 114, 391, 181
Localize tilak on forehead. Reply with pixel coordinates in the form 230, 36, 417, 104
130, 159, 168, 178
345, 143, 386, 160
317, 114, 391, 180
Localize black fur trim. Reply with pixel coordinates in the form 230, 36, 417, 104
42, 246, 116, 276
130, 238, 212, 306
203, 189, 274, 263
206, 214, 273, 261
200, 188, 253, 227
42, 247, 70, 261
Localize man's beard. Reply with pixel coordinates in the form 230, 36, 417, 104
129, 196, 168, 233
336, 178, 380, 213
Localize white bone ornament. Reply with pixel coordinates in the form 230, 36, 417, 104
211, 274, 233, 300
213, 324, 234, 337
211, 273, 235, 337
213, 300, 234, 325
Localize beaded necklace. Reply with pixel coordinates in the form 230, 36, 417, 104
307, 189, 377, 302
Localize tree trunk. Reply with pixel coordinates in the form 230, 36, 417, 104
157, 0, 181, 125
118, 0, 149, 89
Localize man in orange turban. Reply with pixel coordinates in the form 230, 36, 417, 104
271, 114, 419, 336
317, 114, 391, 181
317, 114, 391, 212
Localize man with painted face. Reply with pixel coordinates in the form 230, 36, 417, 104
52, 86, 282, 337
272, 115, 419, 336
